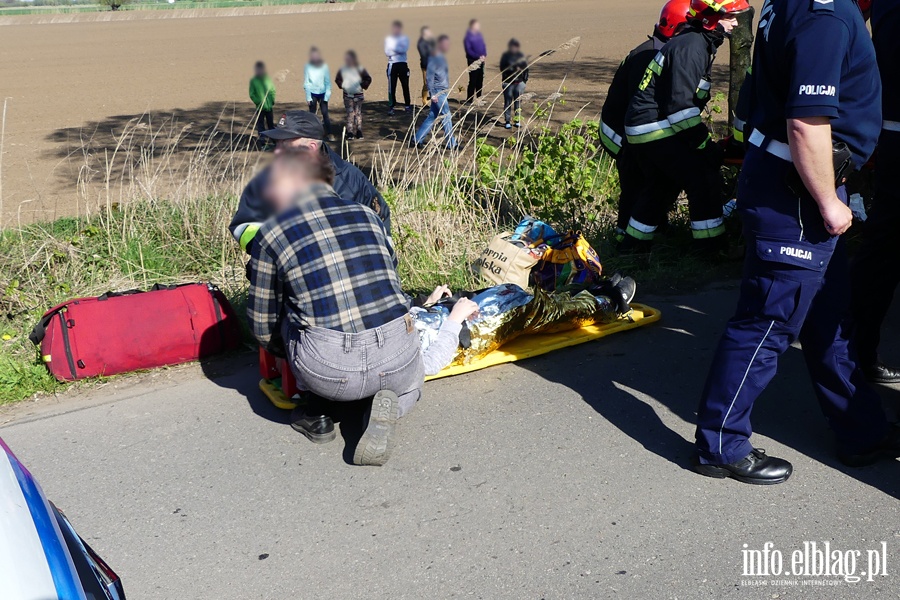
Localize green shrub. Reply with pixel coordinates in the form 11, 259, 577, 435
475, 119, 620, 235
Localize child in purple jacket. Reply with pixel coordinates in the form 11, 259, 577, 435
463, 19, 487, 101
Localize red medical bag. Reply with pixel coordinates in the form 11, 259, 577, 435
30, 283, 242, 382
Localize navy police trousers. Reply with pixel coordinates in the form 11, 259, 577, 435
695, 149, 888, 465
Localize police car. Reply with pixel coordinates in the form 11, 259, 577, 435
0, 436, 126, 600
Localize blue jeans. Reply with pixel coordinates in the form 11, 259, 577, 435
415, 94, 457, 148
694, 149, 888, 464
503, 82, 525, 124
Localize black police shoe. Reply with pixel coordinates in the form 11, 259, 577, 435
692, 448, 793, 485
837, 424, 900, 468
862, 362, 900, 384
353, 390, 400, 466
290, 403, 336, 444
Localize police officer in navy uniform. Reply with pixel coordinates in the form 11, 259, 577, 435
600, 0, 690, 239
693, 0, 900, 485
621, 0, 749, 256
850, 0, 900, 384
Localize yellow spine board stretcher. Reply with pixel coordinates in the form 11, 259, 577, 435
426, 302, 660, 380
259, 303, 661, 409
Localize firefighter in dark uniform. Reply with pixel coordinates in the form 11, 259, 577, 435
694, 0, 900, 485
621, 0, 749, 254
850, 0, 900, 384
601, 0, 691, 239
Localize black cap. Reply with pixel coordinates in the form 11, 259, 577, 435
261, 110, 325, 141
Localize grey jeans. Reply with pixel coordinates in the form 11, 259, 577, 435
285, 314, 425, 417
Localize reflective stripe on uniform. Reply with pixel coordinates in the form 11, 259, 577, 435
638, 52, 665, 92
748, 128, 793, 162
884, 120, 900, 132
626, 127, 676, 144
668, 107, 703, 132
236, 222, 263, 252
625, 118, 671, 136
696, 78, 711, 100
625, 105, 702, 145
732, 116, 746, 142
600, 121, 623, 154
691, 217, 725, 239
625, 117, 674, 144
626, 218, 657, 240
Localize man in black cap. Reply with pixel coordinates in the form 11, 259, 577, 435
229, 110, 390, 254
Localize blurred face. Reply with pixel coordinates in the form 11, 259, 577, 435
344, 53, 356, 67
309, 50, 321, 64
719, 17, 737, 33
274, 137, 320, 155
437, 38, 451, 53
508, 42, 519, 53
392, 23, 402, 36
471, 21, 481, 33
264, 161, 309, 214
254, 65, 265, 77
422, 27, 432, 39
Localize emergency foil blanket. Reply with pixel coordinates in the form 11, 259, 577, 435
413, 283, 622, 367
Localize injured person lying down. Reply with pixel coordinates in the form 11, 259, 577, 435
412, 278, 637, 370
246, 147, 637, 467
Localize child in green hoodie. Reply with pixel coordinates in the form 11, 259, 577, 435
249, 61, 276, 147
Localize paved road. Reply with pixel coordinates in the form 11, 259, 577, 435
3, 285, 900, 600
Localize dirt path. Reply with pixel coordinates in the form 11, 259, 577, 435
0, 0, 729, 225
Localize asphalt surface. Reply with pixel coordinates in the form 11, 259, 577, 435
3, 285, 900, 600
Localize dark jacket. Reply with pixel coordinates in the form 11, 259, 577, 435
229, 146, 390, 254
624, 25, 724, 148
600, 34, 666, 156
417, 36, 435, 70
499, 50, 529, 85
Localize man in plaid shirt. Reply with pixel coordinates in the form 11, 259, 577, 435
247, 149, 423, 467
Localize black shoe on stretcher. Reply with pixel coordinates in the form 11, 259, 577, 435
692, 448, 793, 485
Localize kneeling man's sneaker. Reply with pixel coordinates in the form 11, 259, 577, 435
353, 390, 400, 466
692, 448, 793, 485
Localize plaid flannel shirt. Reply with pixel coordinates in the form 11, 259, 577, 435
247, 183, 409, 352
